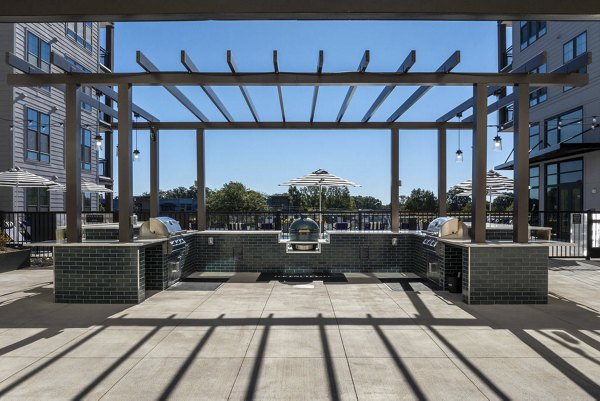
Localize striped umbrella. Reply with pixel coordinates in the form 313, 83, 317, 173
0, 166, 63, 189
280, 169, 360, 225
49, 179, 113, 193
451, 170, 513, 210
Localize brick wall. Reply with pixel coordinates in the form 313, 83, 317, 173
464, 246, 548, 304
54, 246, 145, 304
194, 232, 415, 273
145, 243, 167, 290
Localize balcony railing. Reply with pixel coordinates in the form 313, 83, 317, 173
1, 210, 593, 258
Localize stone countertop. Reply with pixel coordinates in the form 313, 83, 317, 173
438, 237, 570, 248
193, 230, 423, 235
325, 230, 422, 235
57, 223, 144, 230
194, 230, 283, 235
25, 238, 167, 247
462, 222, 552, 231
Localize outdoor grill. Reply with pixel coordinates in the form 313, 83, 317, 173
139, 217, 188, 285
288, 216, 320, 251
421, 217, 468, 283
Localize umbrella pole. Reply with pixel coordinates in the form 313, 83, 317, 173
319, 185, 323, 234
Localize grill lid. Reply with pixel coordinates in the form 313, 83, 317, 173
424, 217, 467, 238
139, 217, 184, 238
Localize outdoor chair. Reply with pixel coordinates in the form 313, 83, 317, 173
228, 222, 249, 231
259, 223, 274, 230
364, 221, 385, 230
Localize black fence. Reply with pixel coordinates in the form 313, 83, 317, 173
1, 209, 598, 259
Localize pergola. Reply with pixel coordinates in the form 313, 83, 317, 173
5, 34, 591, 245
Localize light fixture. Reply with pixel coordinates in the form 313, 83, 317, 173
493, 129, 502, 152
455, 112, 463, 163
9, 125, 13, 131
94, 134, 103, 149
592, 116, 597, 129
133, 114, 140, 161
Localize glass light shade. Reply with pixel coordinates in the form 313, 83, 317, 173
493, 135, 502, 151
455, 149, 463, 163
133, 149, 140, 160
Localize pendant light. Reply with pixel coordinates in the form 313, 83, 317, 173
455, 112, 463, 163
493, 126, 502, 152
133, 113, 140, 160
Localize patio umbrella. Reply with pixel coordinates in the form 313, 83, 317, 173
49, 178, 113, 193
0, 166, 63, 189
280, 169, 360, 227
451, 170, 513, 210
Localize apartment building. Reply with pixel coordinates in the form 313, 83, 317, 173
0, 22, 115, 212
496, 21, 600, 221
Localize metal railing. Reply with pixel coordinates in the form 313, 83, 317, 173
1, 209, 597, 259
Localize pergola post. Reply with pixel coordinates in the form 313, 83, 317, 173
196, 129, 206, 231
471, 83, 488, 243
391, 128, 400, 233
438, 127, 447, 216
65, 84, 82, 243
117, 83, 133, 242
513, 83, 530, 243
149, 127, 160, 218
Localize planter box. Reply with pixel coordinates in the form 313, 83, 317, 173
0, 248, 31, 271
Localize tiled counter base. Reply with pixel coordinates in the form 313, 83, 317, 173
52, 240, 166, 304
444, 242, 549, 305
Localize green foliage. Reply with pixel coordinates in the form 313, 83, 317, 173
491, 193, 514, 212
287, 186, 356, 210
446, 187, 472, 212
402, 188, 438, 212
206, 182, 268, 212
353, 195, 384, 210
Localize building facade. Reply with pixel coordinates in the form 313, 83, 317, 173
497, 21, 600, 222
0, 22, 114, 212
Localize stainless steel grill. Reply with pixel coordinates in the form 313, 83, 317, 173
421, 217, 468, 284
139, 217, 188, 286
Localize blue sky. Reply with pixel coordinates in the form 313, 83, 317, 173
113, 21, 513, 201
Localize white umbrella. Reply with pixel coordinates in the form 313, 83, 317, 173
280, 169, 360, 228
451, 170, 513, 210
49, 178, 113, 193
0, 166, 63, 189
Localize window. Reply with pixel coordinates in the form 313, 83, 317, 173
83, 192, 92, 211
26, 188, 50, 212
544, 108, 583, 148
26, 32, 51, 92
26, 108, 50, 163
529, 64, 547, 107
529, 123, 541, 151
545, 158, 583, 212
563, 32, 587, 91
81, 127, 92, 171
66, 22, 93, 52
520, 21, 547, 50
98, 132, 107, 177
529, 166, 540, 225
65, 56, 92, 110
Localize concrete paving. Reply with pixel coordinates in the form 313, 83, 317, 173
0, 262, 599, 400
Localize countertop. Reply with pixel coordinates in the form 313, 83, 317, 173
438, 237, 569, 248
462, 222, 552, 231
25, 238, 167, 247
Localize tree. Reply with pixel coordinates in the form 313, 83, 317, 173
491, 193, 514, 212
323, 187, 355, 210
206, 182, 268, 211
403, 188, 437, 212
446, 187, 472, 212
353, 195, 384, 210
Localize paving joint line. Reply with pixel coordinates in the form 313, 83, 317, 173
226, 279, 275, 400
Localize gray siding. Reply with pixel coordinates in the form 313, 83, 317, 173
1, 22, 103, 211
512, 21, 600, 210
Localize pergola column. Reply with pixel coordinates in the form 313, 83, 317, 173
196, 129, 206, 231
513, 83, 530, 243
391, 128, 400, 232
438, 127, 447, 216
149, 127, 160, 218
471, 83, 488, 243
65, 84, 82, 243
117, 83, 133, 242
